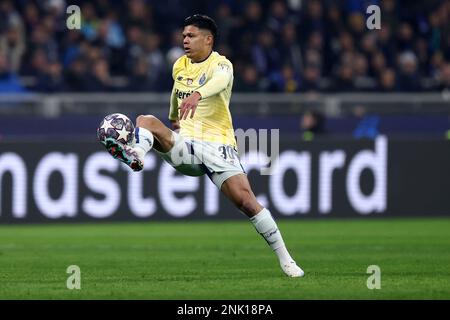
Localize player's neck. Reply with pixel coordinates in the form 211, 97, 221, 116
191, 50, 213, 63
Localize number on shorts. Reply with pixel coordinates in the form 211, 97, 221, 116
218, 145, 236, 160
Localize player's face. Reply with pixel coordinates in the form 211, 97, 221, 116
182, 25, 212, 62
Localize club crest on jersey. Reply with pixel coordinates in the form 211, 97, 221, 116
199, 73, 206, 85
187, 78, 193, 85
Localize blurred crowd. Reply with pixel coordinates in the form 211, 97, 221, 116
0, 0, 450, 93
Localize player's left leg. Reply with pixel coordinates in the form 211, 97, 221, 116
135, 115, 175, 153
220, 173, 305, 277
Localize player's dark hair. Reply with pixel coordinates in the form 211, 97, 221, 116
183, 14, 218, 41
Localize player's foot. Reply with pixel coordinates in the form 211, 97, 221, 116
104, 137, 144, 172
280, 260, 304, 278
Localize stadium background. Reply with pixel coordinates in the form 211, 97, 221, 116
0, 0, 449, 300
0, 0, 449, 221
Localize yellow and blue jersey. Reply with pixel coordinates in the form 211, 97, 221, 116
169, 51, 236, 147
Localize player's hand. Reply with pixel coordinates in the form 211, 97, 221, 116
179, 91, 201, 120
170, 119, 180, 132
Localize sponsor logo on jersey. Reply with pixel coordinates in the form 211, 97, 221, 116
177, 76, 183, 81
175, 88, 193, 99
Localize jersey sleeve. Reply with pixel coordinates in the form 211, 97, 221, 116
172, 56, 184, 80
195, 59, 233, 100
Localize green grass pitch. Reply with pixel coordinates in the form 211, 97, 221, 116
0, 218, 449, 299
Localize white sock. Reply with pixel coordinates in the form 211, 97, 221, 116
134, 127, 154, 158
250, 208, 295, 264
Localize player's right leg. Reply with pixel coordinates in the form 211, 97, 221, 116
135, 115, 176, 153
105, 115, 174, 171
107, 114, 205, 176
134, 115, 205, 177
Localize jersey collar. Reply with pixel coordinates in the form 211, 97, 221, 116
191, 50, 214, 64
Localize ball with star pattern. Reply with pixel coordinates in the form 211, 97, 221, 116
97, 113, 135, 146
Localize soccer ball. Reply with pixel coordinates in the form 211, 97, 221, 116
97, 113, 135, 146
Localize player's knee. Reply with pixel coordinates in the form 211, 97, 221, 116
136, 115, 159, 130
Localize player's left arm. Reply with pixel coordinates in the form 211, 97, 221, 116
179, 60, 233, 120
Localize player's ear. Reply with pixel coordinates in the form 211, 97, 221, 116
206, 34, 213, 46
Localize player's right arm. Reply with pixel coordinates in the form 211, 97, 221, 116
169, 57, 185, 132
169, 86, 180, 131
170, 119, 180, 131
